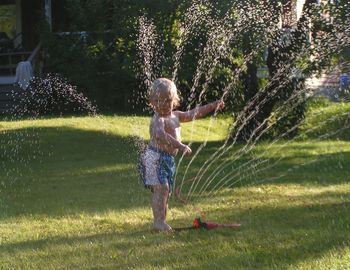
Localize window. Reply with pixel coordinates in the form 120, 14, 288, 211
0, 4, 16, 39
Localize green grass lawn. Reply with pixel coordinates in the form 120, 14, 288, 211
1, 100, 350, 269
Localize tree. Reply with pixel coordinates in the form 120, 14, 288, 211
230, 0, 320, 142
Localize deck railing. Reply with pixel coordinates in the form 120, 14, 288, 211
0, 42, 42, 77
0, 51, 32, 75
28, 42, 42, 76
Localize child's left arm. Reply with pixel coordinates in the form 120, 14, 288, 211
175, 100, 224, 122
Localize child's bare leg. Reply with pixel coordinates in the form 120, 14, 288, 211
151, 184, 171, 231
164, 192, 171, 223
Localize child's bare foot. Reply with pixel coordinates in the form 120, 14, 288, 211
153, 222, 172, 232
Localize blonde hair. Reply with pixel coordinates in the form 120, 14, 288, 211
150, 78, 180, 108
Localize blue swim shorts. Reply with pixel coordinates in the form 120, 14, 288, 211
138, 146, 176, 192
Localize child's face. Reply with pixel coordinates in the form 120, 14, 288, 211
150, 90, 174, 116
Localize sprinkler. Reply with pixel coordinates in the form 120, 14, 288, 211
174, 217, 241, 231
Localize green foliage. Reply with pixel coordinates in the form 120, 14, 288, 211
42, 0, 349, 126
305, 96, 332, 110
43, 0, 250, 113
300, 97, 350, 140
43, 0, 194, 112
44, 30, 136, 112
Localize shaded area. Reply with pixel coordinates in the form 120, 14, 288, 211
0, 126, 146, 218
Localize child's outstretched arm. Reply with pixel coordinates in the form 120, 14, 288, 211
175, 100, 224, 122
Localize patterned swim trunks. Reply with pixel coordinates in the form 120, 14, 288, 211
138, 146, 176, 192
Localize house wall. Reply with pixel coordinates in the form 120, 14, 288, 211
15, 0, 22, 48
21, 0, 43, 50
12, 0, 68, 50
52, 0, 69, 32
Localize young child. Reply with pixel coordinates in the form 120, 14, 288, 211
139, 78, 224, 231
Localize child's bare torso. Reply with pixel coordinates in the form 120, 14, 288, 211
149, 112, 181, 156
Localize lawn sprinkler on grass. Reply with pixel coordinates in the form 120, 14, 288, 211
174, 179, 241, 231
174, 217, 241, 232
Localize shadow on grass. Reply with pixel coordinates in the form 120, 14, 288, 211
0, 126, 148, 217
0, 222, 149, 253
